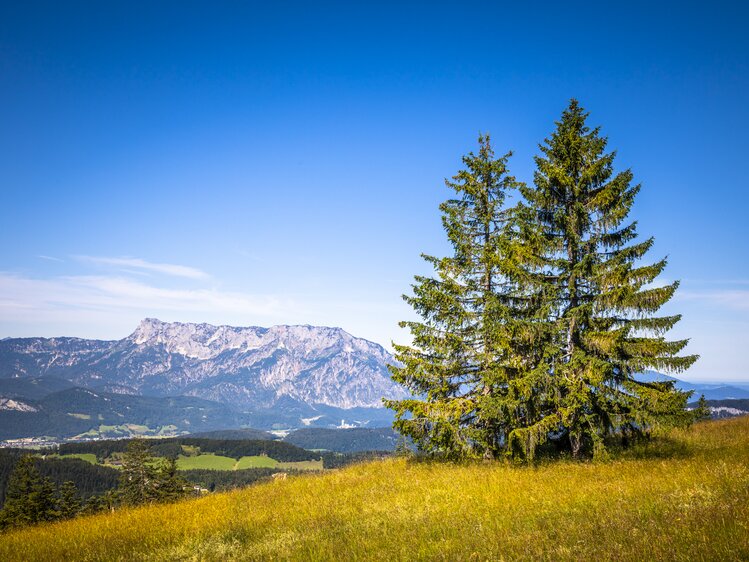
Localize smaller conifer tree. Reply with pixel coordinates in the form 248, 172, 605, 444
119, 439, 160, 505
57, 481, 82, 520
156, 457, 191, 502
694, 395, 711, 421
0, 456, 58, 529
81, 493, 106, 515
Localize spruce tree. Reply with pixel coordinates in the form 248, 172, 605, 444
694, 395, 711, 421
119, 439, 159, 505
82, 493, 106, 515
0, 456, 58, 529
511, 100, 698, 459
156, 457, 190, 502
385, 135, 525, 459
57, 481, 81, 520
101, 490, 119, 513
37, 477, 59, 522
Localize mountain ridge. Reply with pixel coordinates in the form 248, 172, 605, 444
637, 370, 749, 400
0, 318, 406, 412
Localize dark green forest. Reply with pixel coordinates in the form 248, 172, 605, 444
0, 450, 118, 506
284, 428, 400, 453
60, 437, 318, 462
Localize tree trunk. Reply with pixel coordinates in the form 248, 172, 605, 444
570, 432, 582, 459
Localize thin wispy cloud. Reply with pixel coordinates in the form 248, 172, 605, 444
0, 272, 285, 316
683, 278, 749, 286
37, 255, 64, 262
75, 256, 210, 280
678, 289, 749, 312
0, 270, 406, 350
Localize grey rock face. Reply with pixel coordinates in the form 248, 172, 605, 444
0, 319, 406, 410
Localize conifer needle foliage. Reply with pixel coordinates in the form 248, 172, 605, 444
387, 101, 698, 460
385, 135, 525, 459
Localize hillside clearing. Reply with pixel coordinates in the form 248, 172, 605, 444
54, 453, 98, 465
235, 455, 278, 469
277, 459, 323, 471
175, 454, 236, 471
174, 455, 323, 472
2, 417, 748, 561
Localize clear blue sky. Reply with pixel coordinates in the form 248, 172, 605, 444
1, 1, 747, 382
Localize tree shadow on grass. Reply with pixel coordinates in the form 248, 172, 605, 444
399, 432, 694, 467
605, 435, 693, 461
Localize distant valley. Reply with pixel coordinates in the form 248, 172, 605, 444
637, 370, 749, 400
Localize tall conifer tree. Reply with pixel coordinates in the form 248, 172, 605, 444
0, 456, 58, 529
511, 100, 698, 458
385, 135, 525, 459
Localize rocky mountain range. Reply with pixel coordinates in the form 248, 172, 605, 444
0, 318, 406, 411
0, 319, 409, 438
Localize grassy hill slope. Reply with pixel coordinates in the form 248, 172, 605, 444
2, 417, 749, 561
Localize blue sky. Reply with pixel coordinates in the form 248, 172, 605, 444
1, 1, 747, 382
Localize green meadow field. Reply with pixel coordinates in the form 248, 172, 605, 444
2, 417, 748, 561
235, 455, 278, 469
48, 450, 323, 472
55, 453, 98, 465
175, 454, 323, 471
175, 453, 238, 471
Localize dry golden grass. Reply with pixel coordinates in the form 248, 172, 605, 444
2, 417, 749, 561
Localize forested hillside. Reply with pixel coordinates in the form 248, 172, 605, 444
0, 450, 118, 506
284, 427, 400, 452
59, 437, 318, 463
